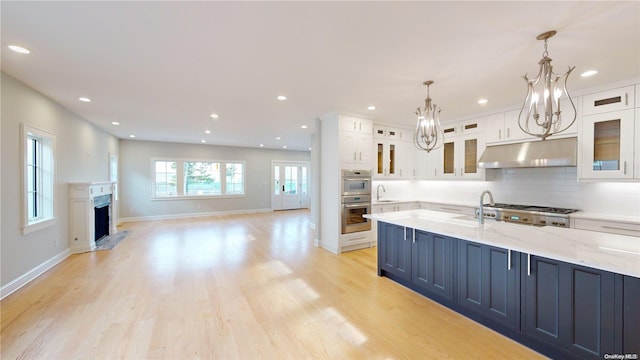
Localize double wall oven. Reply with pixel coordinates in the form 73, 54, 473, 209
341, 170, 372, 234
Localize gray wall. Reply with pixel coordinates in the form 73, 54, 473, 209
118, 139, 310, 220
1, 73, 119, 287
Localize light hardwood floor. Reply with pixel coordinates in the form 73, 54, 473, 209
1, 210, 544, 359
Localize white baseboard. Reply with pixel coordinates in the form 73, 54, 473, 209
1, 248, 71, 300
118, 208, 273, 223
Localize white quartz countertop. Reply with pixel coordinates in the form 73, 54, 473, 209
570, 211, 640, 225
365, 209, 640, 278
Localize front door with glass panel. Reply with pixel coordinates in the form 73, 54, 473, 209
272, 162, 309, 210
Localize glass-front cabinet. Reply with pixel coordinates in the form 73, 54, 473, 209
438, 118, 485, 179
579, 109, 635, 179
374, 125, 414, 179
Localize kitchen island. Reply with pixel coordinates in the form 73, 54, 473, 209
365, 209, 640, 360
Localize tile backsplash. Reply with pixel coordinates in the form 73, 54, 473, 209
375, 167, 640, 216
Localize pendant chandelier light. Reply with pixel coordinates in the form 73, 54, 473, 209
518, 30, 577, 140
415, 80, 444, 152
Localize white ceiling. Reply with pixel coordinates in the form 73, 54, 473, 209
2, 1, 639, 151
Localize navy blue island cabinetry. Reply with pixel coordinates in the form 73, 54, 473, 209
458, 240, 520, 331
376, 220, 640, 360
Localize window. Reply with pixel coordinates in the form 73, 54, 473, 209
152, 159, 245, 198
22, 124, 56, 234
225, 163, 244, 195
155, 160, 177, 196
185, 161, 221, 195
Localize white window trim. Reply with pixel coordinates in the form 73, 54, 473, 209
21, 124, 56, 235
150, 158, 246, 200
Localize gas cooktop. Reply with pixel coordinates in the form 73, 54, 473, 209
478, 203, 579, 227
487, 203, 579, 215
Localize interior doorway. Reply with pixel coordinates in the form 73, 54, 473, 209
272, 161, 310, 210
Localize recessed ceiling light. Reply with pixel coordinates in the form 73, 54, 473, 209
210, 113, 219, 119
308, 147, 312, 151
201, 140, 206, 143
301, 125, 308, 129
259, 144, 264, 147
276, 137, 281, 140
367, 105, 376, 110
78, 97, 91, 103
477, 98, 488, 105
129, 134, 136, 138
111, 121, 120, 126
8, 45, 30, 54
581, 70, 598, 77
277, 95, 287, 101
283, 145, 287, 149
205, 130, 211, 134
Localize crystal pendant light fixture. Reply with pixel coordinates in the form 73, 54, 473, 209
415, 80, 444, 152
518, 30, 577, 140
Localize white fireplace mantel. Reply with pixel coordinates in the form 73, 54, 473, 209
69, 182, 117, 253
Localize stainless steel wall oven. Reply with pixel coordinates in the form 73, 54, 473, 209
341, 169, 371, 195
341, 170, 371, 234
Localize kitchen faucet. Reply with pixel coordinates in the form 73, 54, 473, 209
478, 190, 495, 224
377, 184, 386, 201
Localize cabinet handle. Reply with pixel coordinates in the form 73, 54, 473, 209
507, 250, 511, 271
359, 152, 362, 161
498, 129, 502, 140
624, 161, 627, 175
353, 122, 357, 131
460, 168, 463, 176
404, 227, 407, 241
625, 93, 628, 106
527, 253, 531, 276
507, 128, 510, 138
412, 228, 416, 243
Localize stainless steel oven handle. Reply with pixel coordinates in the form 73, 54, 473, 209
344, 203, 370, 208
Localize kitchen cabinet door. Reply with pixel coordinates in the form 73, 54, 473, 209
374, 140, 396, 177
435, 120, 485, 179
377, 222, 411, 282
523, 255, 617, 360
580, 109, 635, 179
341, 131, 372, 167
412, 230, 455, 302
582, 85, 635, 116
623, 276, 640, 354
457, 241, 519, 330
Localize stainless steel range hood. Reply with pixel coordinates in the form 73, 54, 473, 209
478, 137, 577, 169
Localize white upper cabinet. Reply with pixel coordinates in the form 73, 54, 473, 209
486, 110, 536, 144
373, 125, 414, 179
582, 85, 635, 116
485, 97, 578, 144
579, 108, 635, 180
436, 118, 485, 179
339, 116, 372, 168
578, 86, 636, 180
373, 125, 406, 140
341, 116, 373, 134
